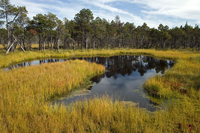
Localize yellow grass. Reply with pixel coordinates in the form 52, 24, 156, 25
0, 48, 199, 68
0, 44, 4, 48
0, 49, 200, 132
0, 60, 105, 132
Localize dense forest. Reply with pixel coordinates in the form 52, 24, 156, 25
0, 0, 200, 54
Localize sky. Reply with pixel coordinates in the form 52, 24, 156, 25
10, 0, 200, 28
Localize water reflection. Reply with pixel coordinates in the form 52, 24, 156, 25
3, 55, 174, 76
3, 59, 68, 71
3, 55, 174, 111
55, 55, 173, 111
83, 55, 174, 78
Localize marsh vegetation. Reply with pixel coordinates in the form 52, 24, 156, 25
0, 0, 200, 132
3, 55, 174, 110
0, 48, 200, 132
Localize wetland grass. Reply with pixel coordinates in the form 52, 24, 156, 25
0, 48, 200, 132
0, 48, 199, 68
0, 60, 105, 132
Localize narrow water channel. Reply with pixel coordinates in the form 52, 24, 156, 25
3, 55, 174, 111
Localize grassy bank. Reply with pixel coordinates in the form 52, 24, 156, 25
0, 60, 105, 132
0, 49, 200, 132
144, 55, 200, 100
0, 48, 199, 68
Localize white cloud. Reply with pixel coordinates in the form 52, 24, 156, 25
80, 0, 147, 25
10, 0, 83, 20
131, 0, 200, 24
93, 0, 200, 27
9, 0, 200, 28
11, 0, 48, 18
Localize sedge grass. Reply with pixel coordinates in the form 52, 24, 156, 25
0, 48, 199, 68
0, 60, 105, 132
0, 49, 200, 132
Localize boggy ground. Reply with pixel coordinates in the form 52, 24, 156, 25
0, 48, 200, 132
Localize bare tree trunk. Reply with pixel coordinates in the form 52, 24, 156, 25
6, 42, 15, 54
6, 35, 17, 54
23, 38, 25, 51
6, 10, 10, 50
18, 43, 25, 52
6, 14, 19, 52
23, 29, 26, 50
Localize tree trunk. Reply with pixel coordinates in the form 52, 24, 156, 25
93, 41, 95, 50
57, 38, 60, 52
50, 34, 53, 51
123, 38, 125, 48
7, 33, 11, 51
23, 38, 25, 51
140, 39, 143, 49
57, 43, 59, 52
192, 37, 195, 51
118, 38, 120, 49
39, 34, 41, 51
44, 39, 46, 52
6, 12, 19, 52
18, 43, 25, 52
6, 35, 17, 54
81, 37, 83, 50
85, 36, 87, 50
28, 43, 30, 51
163, 42, 165, 50
6, 10, 10, 50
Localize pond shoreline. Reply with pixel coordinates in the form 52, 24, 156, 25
0, 49, 181, 68
0, 49, 199, 132
2, 55, 174, 111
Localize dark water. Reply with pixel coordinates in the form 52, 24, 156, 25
3, 55, 174, 111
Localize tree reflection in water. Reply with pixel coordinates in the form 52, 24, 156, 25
83, 55, 174, 82
4, 55, 174, 111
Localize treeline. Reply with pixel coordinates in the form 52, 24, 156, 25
0, 0, 200, 53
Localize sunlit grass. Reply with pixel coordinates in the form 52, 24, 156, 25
0, 60, 105, 132
143, 76, 174, 98
0, 44, 4, 49
144, 56, 200, 97
1, 48, 200, 68
0, 48, 200, 132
